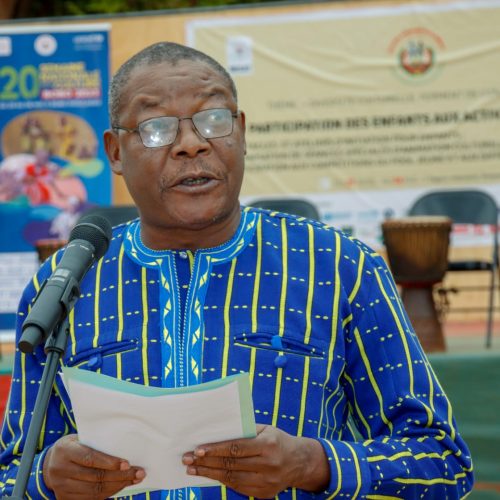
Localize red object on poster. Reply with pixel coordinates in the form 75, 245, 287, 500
0, 374, 12, 419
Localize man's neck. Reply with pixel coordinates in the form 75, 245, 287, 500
139, 209, 242, 252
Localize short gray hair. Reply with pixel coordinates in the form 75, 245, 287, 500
109, 41, 237, 126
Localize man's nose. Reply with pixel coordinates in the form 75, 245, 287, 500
170, 119, 210, 158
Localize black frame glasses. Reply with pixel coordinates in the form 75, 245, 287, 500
113, 108, 239, 148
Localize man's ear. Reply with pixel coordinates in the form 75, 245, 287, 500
104, 129, 123, 175
239, 111, 247, 155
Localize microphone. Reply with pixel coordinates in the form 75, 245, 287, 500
19, 215, 112, 354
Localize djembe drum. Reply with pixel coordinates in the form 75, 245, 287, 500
382, 216, 452, 352
34, 238, 67, 263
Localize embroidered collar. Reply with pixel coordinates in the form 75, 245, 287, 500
123, 207, 257, 267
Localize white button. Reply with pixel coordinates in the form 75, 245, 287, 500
179, 251, 188, 259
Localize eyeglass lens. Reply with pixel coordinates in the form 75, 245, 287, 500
138, 108, 234, 148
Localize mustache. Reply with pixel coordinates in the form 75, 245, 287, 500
159, 159, 221, 192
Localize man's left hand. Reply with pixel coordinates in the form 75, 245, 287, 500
182, 424, 330, 498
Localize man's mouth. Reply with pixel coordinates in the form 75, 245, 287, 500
181, 177, 211, 186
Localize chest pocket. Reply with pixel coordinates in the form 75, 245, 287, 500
64, 338, 139, 370
233, 330, 326, 359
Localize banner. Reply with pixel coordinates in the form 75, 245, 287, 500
187, 0, 500, 247
0, 24, 110, 336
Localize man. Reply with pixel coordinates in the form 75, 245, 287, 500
0, 42, 473, 499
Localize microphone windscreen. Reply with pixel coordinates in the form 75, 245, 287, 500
69, 214, 112, 259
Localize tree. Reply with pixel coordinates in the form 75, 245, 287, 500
3, 0, 285, 19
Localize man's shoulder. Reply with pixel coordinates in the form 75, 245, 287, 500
245, 205, 359, 241
244, 205, 382, 262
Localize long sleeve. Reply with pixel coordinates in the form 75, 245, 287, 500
0, 256, 70, 499
316, 242, 473, 499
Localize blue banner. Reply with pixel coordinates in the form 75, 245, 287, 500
0, 24, 111, 250
0, 24, 111, 336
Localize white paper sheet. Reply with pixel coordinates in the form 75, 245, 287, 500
63, 367, 256, 496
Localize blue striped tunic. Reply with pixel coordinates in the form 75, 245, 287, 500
0, 207, 473, 499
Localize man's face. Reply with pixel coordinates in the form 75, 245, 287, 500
104, 59, 246, 245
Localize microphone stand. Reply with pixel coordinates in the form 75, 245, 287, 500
2, 317, 70, 499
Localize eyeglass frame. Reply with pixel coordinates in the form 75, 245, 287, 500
112, 107, 240, 148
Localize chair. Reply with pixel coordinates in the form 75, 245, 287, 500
79, 204, 139, 227
248, 198, 320, 221
408, 189, 499, 348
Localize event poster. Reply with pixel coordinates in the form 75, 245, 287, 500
0, 24, 110, 335
187, 0, 500, 248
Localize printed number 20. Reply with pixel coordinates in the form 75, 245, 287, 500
0, 65, 39, 100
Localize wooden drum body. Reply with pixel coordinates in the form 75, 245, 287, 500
382, 216, 452, 352
35, 238, 67, 263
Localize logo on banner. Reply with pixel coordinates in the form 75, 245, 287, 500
388, 27, 445, 81
0, 37, 12, 56
226, 36, 253, 76
34, 34, 57, 56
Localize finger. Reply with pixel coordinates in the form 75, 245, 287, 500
183, 454, 262, 472
53, 476, 142, 499
193, 437, 261, 459
187, 464, 262, 488
69, 440, 130, 471
66, 462, 145, 484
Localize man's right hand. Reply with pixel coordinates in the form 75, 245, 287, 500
42, 434, 146, 499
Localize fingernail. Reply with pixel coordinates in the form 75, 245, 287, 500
187, 466, 197, 475
120, 461, 130, 471
135, 469, 146, 480
194, 448, 206, 457
182, 455, 194, 465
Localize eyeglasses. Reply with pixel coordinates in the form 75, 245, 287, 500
113, 108, 239, 148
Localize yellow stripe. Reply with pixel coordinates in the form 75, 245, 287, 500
348, 250, 365, 304
319, 232, 341, 437
69, 309, 76, 357
222, 259, 237, 378
35, 455, 51, 499
141, 266, 149, 385
368, 451, 412, 462
37, 413, 47, 451
415, 450, 453, 460
278, 218, 288, 336
297, 357, 310, 437
344, 373, 371, 438
353, 327, 393, 433
342, 314, 353, 329
447, 395, 456, 441
92, 258, 104, 348
272, 219, 288, 427
116, 244, 125, 379
249, 217, 263, 388
383, 271, 436, 425
366, 496, 403, 500
344, 441, 362, 499
329, 388, 343, 438
373, 268, 415, 395
297, 225, 315, 436
54, 384, 75, 428
304, 224, 315, 344
395, 472, 467, 485
13, 354, 26, 455
251, 217, 262, 331
2, 376, 15, 443
323, 440, 342, 499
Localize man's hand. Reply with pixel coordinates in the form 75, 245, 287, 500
182, 424, 330, 498
43, 434, 146, 499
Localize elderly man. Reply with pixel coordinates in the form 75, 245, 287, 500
0, 42, 473, 499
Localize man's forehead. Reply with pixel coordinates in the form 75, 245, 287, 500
126, 60, 231, 95
131, 58, 223, 82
